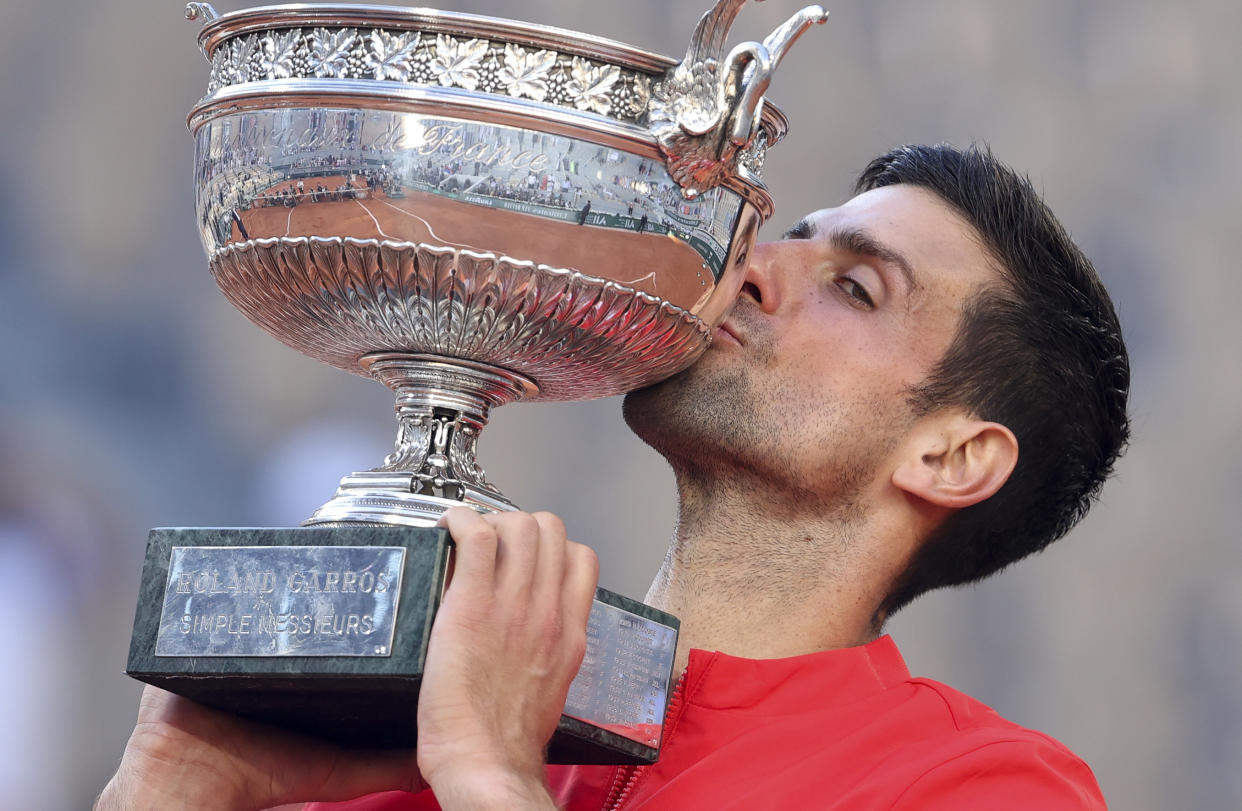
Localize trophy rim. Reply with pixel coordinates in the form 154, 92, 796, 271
189, 2, 791, 154
197, 3, 681, 74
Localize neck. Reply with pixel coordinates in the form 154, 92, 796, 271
645, 465, 897, 677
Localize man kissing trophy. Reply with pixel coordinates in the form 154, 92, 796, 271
126, 0, 827, 766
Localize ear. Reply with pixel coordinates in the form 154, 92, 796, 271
891, 414, 1018, 510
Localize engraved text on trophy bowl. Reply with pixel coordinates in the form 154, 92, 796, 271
195, 108, 760, 399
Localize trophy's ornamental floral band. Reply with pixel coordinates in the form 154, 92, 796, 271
207, 28, 658, 125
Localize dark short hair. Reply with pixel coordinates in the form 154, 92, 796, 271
856, 144, 1131, 615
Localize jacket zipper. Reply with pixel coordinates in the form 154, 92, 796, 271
601, 673, 690, 811
600, 764, 637, 811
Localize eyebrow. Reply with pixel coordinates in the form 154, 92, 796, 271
783, 218, 919, 296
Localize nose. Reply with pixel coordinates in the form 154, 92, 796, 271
739, 240, 782, 314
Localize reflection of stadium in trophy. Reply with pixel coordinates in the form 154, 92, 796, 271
196, 109, 750, 315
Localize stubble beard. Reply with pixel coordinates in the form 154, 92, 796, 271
624, 352, 767, 478
622, 309, 897, 512
623, 302, 776, 484
622, 306, 920, 613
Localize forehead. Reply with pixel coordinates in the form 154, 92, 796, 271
803, 184, 1000, 303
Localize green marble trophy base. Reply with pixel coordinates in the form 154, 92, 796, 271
126, 527, 677, 765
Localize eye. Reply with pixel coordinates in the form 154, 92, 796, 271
836, 276, 875, 309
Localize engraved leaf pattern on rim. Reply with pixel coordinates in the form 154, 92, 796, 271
309, 27, 359, 78
430, 34, 489, 91
567, 57, 620, 115
259, 28, 303, 80
228, 34, 261, 83
207, 48, 226, 93
500, 43, 556, 102
202, 28, 658, 123
366, 29, 420, 81
612, 74, 652, 119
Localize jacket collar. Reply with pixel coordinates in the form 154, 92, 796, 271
680, 635, 910, 713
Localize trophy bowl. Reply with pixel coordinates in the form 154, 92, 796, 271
125, 0, 826, 766
186, 0, 826, 523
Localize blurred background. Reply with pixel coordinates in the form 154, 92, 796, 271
1, 0, 1238, 807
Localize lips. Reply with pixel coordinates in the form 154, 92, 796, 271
715, 320, 743, 347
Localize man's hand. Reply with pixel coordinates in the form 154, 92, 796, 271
417, 508, 599, 809
96, 685, 423, 810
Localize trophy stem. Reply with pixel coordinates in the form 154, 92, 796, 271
304, 353, 538, 527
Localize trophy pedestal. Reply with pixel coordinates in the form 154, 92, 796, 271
127, 526, 679, 765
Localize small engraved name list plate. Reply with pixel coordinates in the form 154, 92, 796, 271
155, 545, 406, 657
564, 600, 678, 749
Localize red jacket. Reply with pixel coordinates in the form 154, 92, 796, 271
308, 636, 1106, 809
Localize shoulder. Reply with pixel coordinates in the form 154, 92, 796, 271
881, 677, 1107, 809
887, 735, 1107, 809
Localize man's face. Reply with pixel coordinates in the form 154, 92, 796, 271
624, 184, 1001, 503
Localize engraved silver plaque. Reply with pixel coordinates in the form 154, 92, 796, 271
155, 546, 406, 657
564, 601, 678, 749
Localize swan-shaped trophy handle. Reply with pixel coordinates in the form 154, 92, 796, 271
649, 0, 828, 198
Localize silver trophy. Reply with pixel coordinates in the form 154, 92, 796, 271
127, 0, 826, 765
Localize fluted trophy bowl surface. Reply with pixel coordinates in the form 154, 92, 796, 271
188, 2, 808, 401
